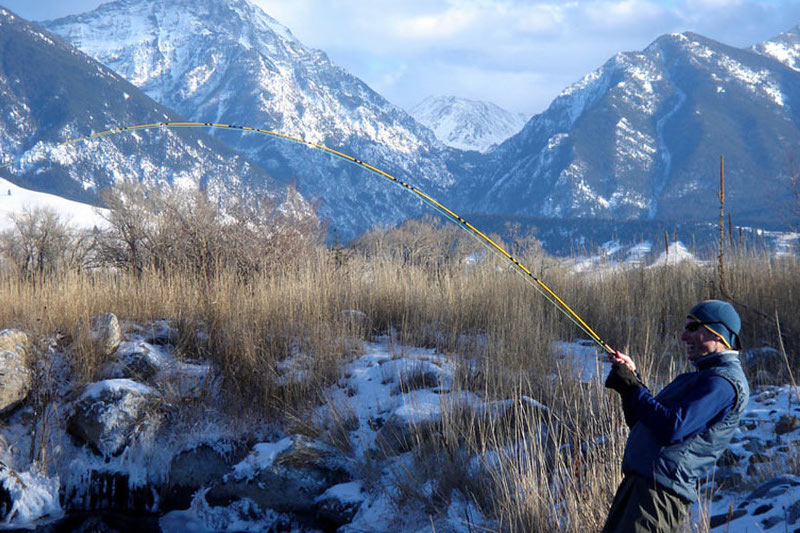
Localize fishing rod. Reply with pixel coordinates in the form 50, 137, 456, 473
56, 120, 615, 354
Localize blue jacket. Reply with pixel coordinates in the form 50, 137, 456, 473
620, 351, 749, 502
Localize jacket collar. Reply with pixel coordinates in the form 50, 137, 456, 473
692, 350, 739, 370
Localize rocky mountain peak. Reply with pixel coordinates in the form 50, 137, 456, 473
409, 96, 528, 153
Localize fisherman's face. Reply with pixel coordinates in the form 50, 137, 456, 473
681, 320, 724, 360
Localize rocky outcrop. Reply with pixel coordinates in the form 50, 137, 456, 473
0, 329, 32, 417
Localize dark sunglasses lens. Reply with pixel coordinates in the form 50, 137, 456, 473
686, 322, 702, 332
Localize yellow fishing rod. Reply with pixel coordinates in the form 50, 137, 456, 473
59, 120, 615, 354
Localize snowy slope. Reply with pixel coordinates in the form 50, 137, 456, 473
459, 30, 800, 229
752, 24, 800, 71
0, 177, 108, 231
44, 0, 457, 240
0, 7, 312, 226
410, 96, 528, 153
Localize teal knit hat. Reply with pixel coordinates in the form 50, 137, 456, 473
687, 300, 741, 350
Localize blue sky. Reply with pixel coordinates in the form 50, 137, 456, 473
4, 0, 800, 115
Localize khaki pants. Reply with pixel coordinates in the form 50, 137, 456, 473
602, 475, 689, 533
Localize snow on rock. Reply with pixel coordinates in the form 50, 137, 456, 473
160, 489, 290, 533
0, 465, 61, 527
68, 379, 159, 457
316, 481, 366, 527
228, 437, 294, 481
206, 435, 350, 515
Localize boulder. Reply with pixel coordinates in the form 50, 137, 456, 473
140, 320, 180, 346
67, 379, 158, 457
162, 443, 248, 510
776, 414, 799, 435
100, 342, 162, 381
90, 313, 122, 357
315, 481, 365, 527
206, 436, 349, 514
0, 329, 32, 417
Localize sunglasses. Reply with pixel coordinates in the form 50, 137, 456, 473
684, 321, 723, 332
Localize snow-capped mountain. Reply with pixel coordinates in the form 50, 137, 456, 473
0, 7, 311, 222
410, 96, 528, 153
461, 31, 800, 227
752, 24, 800, 71
44, 0, 457, 240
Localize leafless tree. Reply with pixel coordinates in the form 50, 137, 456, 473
0, 207, 97, 276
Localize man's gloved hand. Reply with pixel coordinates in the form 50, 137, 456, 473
605, 362, 642, 394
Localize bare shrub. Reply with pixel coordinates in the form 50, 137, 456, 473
97, 181, 322, 279
0, 207, 97, 276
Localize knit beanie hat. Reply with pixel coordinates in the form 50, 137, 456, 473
687, 300, 741, 350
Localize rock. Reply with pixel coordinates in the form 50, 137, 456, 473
162, 443, 248, 511
67, 379, 158, 457
206, 436, 349, 514
315, 481, 365, 527
761, 515, 783, 528
745, 475, 800, 500
709, 509, 747, 528
776, 414, 799, 435
140, 320, 180, 346
716, 449, 742, 467
0, 329, 32, 417
100, 342, 161, 381
90, 313, 122, 357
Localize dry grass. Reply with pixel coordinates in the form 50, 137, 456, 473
1, 226, 798, 532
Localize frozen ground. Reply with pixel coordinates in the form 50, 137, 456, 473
1, 333, 797, 531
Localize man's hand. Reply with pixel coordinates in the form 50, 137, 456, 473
606, 350, 637, 373
605, 363, 642, 394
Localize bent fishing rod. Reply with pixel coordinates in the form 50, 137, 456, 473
54, 120, 615, 354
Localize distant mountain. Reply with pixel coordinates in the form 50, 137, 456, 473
35, 1, 800, 241
752, 24, 800, 71
0, 7, 312, 223
460, 31, 800, 228
44, 0, 457, 239
409, 96, 528, 153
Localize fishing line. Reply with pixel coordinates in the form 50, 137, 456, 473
23, 120, 614, 353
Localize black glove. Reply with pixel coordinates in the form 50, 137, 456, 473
605, 363, 642, 394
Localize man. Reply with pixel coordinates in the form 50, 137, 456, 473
602, 300, 750, 533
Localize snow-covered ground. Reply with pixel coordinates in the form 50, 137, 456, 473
1, 330, 797, 531
0, 177, 108, 231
